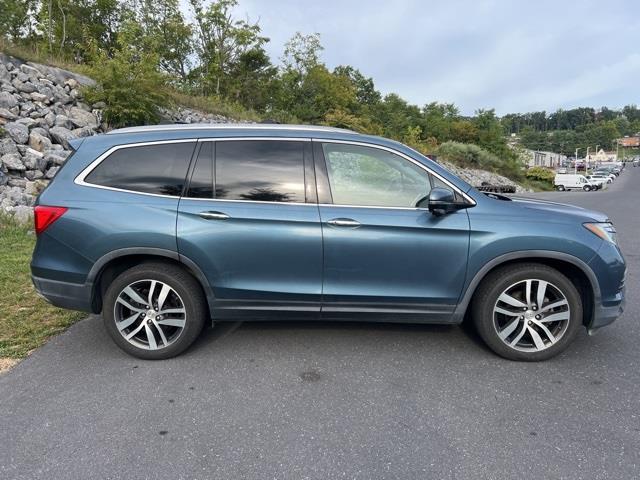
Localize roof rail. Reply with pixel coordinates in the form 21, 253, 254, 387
107, 123, 356, 135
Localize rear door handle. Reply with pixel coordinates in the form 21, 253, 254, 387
327, 218, 360, 227
199, 211, 230, 220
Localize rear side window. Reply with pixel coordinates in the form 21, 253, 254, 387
215, 140, 305, 203
85, 142, 196, 196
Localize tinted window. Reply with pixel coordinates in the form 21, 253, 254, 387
187, 142, 213, 198
215, 141, 305, 203
85, 142, 196, 196
322, 143, 431, 207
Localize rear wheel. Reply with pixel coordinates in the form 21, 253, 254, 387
556, 185, 565, 191
471, 263, 582, 361
103, 262, 207, 359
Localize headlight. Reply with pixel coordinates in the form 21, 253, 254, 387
584, 222, 617, 244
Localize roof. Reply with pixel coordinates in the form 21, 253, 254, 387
107, 123, 356, 135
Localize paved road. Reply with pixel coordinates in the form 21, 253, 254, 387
1, 168, 639, 480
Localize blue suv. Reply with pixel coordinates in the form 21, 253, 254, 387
30, 125, 626, 361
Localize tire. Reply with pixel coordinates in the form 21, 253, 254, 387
583, 185, 592, 192
471, 263, 583, 361
556, 185, 565, 191
103, 262, 207, 359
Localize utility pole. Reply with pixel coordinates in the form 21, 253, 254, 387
575, 148, 580, 174
586, 146, 591, 172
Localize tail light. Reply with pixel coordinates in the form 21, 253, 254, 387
34, 205, 67, 235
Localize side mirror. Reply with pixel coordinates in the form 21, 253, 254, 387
427, 187, 456, 216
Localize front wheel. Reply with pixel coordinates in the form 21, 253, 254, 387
583, 185, 592, 191
103, 262, 207, 359
471, 263, 583, 361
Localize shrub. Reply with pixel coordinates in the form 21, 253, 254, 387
525, 166, 555, 183
435, 141, 523, 179
83, 22, 167, 128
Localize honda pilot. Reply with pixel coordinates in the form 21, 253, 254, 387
31, 125, 626, 361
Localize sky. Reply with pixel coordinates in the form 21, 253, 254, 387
188, 0, 640, 115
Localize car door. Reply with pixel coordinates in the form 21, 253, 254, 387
177, 138, 322, 319
314, 141, 471, 322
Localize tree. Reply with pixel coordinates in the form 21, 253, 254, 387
281, 32, 323, 76
135, 0, 194, 82
36, 0, 121, 59
84, 20, 167, 127
333, 65, 381, 107
0, 0, 37, 41
189, 0, 268, 96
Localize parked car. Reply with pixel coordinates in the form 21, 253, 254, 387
593, 171, 616, 182
633, 159, 639, 167
554, 174, 597, 191
31, 124, 626, 362
584, 176, 605, 190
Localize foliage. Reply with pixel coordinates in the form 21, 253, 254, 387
83, 21, 167, 127
0, 216, 83, 358
525, 166, 555, 183
436, 141, 523, 179
8, 0, 638, 185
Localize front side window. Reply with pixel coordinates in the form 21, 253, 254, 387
215, 140, 305, 203
322, 143, 431, 208
85, 142, 196, 196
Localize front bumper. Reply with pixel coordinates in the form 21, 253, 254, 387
32, 275, 93, 312
588, 285, 625, 333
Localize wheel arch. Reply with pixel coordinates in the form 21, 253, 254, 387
87, 248, 214, 319
453, 250, 600, 327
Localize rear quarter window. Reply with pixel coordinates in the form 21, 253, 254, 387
84, 141, 197, 196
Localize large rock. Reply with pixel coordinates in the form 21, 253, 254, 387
0, 91, 17, 109
4, 122, 29, 144
54, 114, 74, 129
30, 92, 49, 103
1, 153, 25, 171
16, 81, 37, 94
12, 205, 33, 224
44, 151, 68, 166
20, 64, 42, 79
0, 108, 18, 120
0, 138, 18, 155
45, 166, 60, 179
28, 131, 52, 152
22, 148, 45, 170
0, 63, 9, 82
68, 106, 98, 128
49, 126, 77, 149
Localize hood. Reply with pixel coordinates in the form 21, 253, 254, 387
507, 196, 609, 222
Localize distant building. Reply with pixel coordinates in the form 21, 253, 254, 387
617, 136, 640, 148
589, 149, 616, 163
522, 149, 567, 168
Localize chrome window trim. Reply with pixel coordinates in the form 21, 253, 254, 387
74, 139, 198, 199
315, 138, 476, 206
74, 136, 475, 207
74, 137, 311, 199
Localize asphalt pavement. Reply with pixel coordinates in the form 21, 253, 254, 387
1, 167, 639, 479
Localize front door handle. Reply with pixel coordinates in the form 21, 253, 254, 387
327, 218, 360, 227
199, 211, 230, 220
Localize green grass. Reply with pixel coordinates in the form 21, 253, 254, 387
0, 217, 84, 359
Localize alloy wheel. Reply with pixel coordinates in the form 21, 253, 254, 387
113, 279, 187, 350
493, 279, 570, 352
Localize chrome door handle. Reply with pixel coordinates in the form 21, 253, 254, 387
327, 218, 360, 227
199, 211, 230, 220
